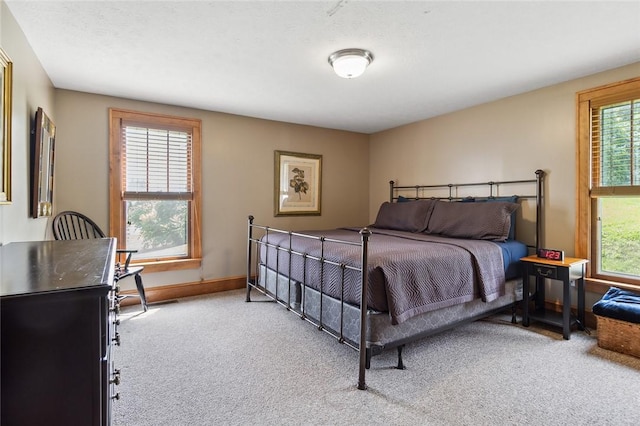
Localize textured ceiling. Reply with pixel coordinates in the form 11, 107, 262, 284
6, 0, 640, 134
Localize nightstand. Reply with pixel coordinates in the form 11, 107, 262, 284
521, 255, 588, 340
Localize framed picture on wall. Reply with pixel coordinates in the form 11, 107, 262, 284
31, 107, 56, 218
274, 150, 322, 216
0, 47, 12, 204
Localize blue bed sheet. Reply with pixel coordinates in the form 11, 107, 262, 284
495, 240, 528, 280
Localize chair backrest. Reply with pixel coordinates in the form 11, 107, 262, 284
52, 211, 107, 240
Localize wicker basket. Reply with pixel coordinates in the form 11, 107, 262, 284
596, 315, 640, 358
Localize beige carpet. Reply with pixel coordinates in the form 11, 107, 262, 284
113, 289, 640, 425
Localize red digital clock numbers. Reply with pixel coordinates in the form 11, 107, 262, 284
537, 248, 565, 261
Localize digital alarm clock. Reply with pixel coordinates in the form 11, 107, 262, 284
537, 248, 565, 261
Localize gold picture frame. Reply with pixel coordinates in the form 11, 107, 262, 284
274, 150, 322, 216
1, 47, 12, 204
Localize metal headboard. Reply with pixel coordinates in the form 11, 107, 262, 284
389, 169, 545, 251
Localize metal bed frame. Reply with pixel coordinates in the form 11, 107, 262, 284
246, 169, 544, 390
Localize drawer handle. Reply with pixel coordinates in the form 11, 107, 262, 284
111, 368, 121, 386
536, 267, 554, 277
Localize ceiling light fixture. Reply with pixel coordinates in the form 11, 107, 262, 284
328, 48, 374, 79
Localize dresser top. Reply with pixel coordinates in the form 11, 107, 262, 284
0, 239, 116, 298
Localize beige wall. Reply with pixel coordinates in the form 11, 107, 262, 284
53, 90, 369, 289
0, 1, 56, 245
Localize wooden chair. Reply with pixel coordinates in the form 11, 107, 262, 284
52, 211, 148, 311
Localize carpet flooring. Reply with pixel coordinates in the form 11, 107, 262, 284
113, 289, 640, 425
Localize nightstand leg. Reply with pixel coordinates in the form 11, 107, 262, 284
535, 276, 545, 311
563, 278, 571, 340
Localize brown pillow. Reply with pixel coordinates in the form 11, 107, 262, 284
426, 201, 519, 241
372, 199, 436, 233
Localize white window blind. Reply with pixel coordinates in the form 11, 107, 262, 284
122, 124, 193, 199
591, 98, 640, 196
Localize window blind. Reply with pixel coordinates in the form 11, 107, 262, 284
591, 98, 640, 196
121, 123, 193, 199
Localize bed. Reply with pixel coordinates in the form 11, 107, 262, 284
246, 170, 544, 390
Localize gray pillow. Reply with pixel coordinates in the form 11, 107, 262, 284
426, 201, 519, 241
373, 199, 436, 233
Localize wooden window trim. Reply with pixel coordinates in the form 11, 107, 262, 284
109, 108, 202, 271
576, 76, 640, 288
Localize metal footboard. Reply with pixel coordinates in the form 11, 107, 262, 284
245, 216, 372, 389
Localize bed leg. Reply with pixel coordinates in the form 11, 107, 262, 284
365, 348, 372, 370
246, 215, 254, 303
511, 303, 517, 324
396, 345, 407, 370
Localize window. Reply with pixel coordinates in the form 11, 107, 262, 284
109, 109, 202, 272
576, 77, 640, 289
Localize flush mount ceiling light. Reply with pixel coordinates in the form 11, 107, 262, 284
328, 48, 374, 79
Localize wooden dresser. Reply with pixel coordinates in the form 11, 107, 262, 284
1, 239, 118, 426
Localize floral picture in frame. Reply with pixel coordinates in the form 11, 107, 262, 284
274, 150, 322, 216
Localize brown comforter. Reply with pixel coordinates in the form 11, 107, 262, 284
260, 228, 506, 324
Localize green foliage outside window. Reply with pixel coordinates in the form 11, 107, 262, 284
126, 200, 188, 256
600, 197, 640, 277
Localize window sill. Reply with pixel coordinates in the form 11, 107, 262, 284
585, 277, 640, 295
132, 258, 202, 273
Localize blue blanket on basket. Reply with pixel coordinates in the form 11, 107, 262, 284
592, 287, 640, 324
